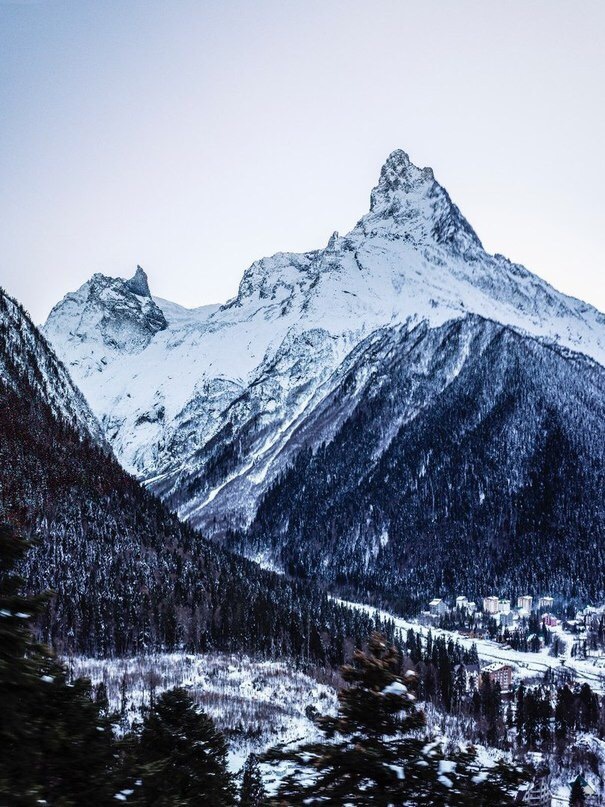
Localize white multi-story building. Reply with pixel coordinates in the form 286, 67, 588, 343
499, 599, 511, 614
429, 598, 448, 617
483, 596, 500, 615
538, 596, 554, 610
455, 596, 477, 616
498, 611, 515, 627
518, 595, 533, 612
516, 772, 551, 806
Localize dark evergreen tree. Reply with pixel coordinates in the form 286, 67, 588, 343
555, 685, 575, 743
264, 632, 527, 805
477, 673, 504, 747
133, 687, 236, 806
578, 683, 599, 731
240, 753, 267, 806
569, 776, 586, 806
0, 522, 117, 805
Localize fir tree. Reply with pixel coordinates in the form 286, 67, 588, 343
133, 687, 236, 806
569, 776, 586, 806
0, 522, 50, 799
264, 632, 527, 805
0, 522, 117, 805
555, 685, 575, 742
240, 753, 267, 806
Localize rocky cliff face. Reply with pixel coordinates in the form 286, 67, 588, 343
43, 150, 605, 540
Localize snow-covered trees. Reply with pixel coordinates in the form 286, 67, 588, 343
264, 632, 527, 805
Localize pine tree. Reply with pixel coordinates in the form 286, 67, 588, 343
240, 753, 267, 806
0, 522, 50, 799
133, 687, 236, 806
264, 632, 527, 805
0, 522, 117, 804
478, 673, 504, 747
569, 776, 586, 806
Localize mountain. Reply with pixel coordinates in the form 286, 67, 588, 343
44, 151, 605, 538
0, 285, 378, 659
0, 291, 103, 443
43, 149, 605, 608
230, 315, 605, 610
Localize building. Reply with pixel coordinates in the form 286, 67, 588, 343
455, 596, 477, 616
538, 596, 554, 610
453, 662, 481, 692
499, 598, 511, 614
483, 596, 500, 615
429, 598, 448, 617
517, 595, 533, 612
499, 611, 515, 627
483, 662, 513, 693
515, 771, 550, 806
542, 613, 559, 628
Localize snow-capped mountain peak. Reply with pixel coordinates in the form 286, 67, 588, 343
370, 148, 434, 207
43, 148, 605, 533
44, 266, 167, 380
364, 149, 482, 253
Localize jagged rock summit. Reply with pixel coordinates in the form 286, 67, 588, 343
43, 149, 605, 536
366, 149, 481, 253
44, 266, 167, 383
124, 265, 152, 297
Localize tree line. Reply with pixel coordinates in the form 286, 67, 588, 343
1, 524, 528, 805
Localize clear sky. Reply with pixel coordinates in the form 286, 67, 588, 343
1, 0, 604, 323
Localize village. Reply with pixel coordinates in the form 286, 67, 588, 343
421, 593, 605, 672
413, 594, 605, 804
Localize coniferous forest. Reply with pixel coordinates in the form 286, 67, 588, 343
1, 524, 532, 805
231, 318, 605, 614
0, 289, 381, 664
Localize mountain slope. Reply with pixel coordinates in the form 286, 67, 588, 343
231, 315, 605, 610
0, 290, 103, 443
0, 286, 378, 660
43, 150, 605, 536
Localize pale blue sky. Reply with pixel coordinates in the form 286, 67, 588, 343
1, 0, 604, 322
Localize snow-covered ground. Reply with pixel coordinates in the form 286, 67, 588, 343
67, 652, 338, 776
333, 598, 605, 692
67, 623, 605, 803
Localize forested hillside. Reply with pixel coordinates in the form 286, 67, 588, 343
231, 315, 605, 612
0, 287, 379, 661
